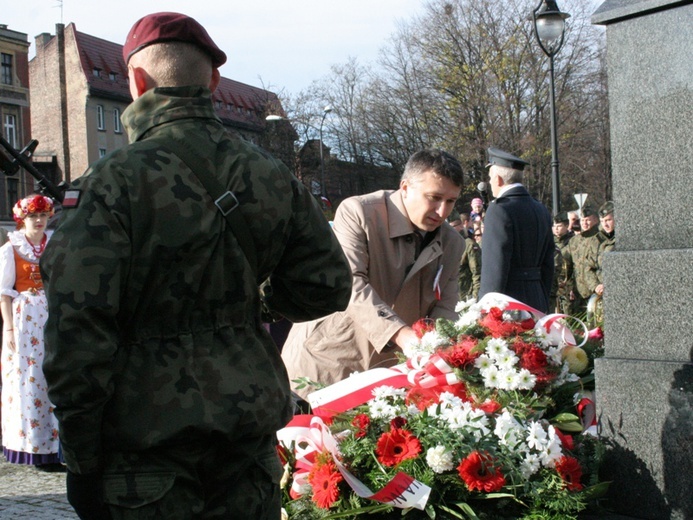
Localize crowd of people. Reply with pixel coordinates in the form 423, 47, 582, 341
0, 11, 616, 520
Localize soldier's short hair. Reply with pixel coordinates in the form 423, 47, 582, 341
402, 149, 464, 187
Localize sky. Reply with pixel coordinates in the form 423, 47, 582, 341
2, 0, 426, 95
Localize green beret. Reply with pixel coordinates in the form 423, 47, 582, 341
553, 212, 569, 224
599, 201, 614, 217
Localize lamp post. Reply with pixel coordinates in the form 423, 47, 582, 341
318, 106, 332, 200
265, 105, 333, 200
532, 0, 570, 216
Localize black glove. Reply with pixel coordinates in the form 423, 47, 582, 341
66, 470, 113, 520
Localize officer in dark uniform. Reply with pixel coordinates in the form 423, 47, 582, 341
478, 147, 554, 313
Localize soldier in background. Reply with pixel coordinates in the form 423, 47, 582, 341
449, 211, 481, 301
550, 212, 574, 314
591, 201, 615, 323
567, 205, 604, 316
40, 12, 351, 520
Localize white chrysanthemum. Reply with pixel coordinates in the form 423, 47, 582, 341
546, 345, 564, 365
479, 295, 508, 312
426, 445, 455, 473
486, 338, 509, 360
455, 298, 477, 313
438, 391, 464, 409
372, 385, 406, 400
420, 330, 449, 353
516, 369, 537, 390
520, 452, 542, 479
539, 435, 563, 467
482, 366, 501, 388
406, 403, 422, 416
467, 408, 491, 437
369, 400, 398, 419
494, 411, 518, 443
526, 420, 548, 450
496, 351, 520, 369
455, 309, 482, 329
497, 368, 520, 390
474, 354, 493, 371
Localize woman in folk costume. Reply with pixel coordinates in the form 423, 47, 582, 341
1, 194, 61, 470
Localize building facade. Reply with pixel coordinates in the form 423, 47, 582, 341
0, 24, 36, 220
28, 23, 295, 186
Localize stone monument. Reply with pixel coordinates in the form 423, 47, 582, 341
592, 1, 692, 519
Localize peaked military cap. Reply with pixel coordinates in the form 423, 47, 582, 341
553, 212, 569, 224
486, 147, 529, 171
123, 12, 227, 67
599, 201, 614, 217
581, 205, 597, 217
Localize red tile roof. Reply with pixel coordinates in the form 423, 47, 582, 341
70, 24, 280, 131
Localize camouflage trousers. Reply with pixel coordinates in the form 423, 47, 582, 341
102, 434, 282, 519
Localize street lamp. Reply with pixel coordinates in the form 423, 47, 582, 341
265, 105, 333, 200
318, 106, 332, 200
532, 0, 570, 216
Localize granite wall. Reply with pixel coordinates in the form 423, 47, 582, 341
592, 1, 693, 519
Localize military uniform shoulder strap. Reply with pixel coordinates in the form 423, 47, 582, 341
156, 139, 258, 278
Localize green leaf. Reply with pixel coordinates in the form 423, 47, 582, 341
581, 481, 612, 499
554, 421, 584, 432
552, 412, 580, 423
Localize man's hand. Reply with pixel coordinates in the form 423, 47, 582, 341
66, 470, 113, 520
390, 326, 419, 350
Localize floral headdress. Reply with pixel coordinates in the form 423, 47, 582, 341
13, 194, 55, 226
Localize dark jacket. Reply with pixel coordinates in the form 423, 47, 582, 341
478, 185, 554, 312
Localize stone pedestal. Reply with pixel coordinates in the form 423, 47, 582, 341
592, 2, 693, 519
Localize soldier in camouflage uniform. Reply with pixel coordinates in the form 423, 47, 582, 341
39, 13, 351, 520
565, 206, 604, 316
550, 212, 574, 314
590, 201, 615, 323
446, 211, 481, 301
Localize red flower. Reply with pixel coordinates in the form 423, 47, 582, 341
375, 428, 422, 467
389, 416, 408, 430
555, 429, 575, 452
555, 456, 583, 491
479, 308, 534, 337
457, 451, 506, 493
412, 318, 435, 338
406, 383, 468, 411
475, 399, 501, 414
351, 413, 370, 438
587, 327, 604, 341
443, 336, 480, 368
514, 341, 556, 386
308, 460, 343, 509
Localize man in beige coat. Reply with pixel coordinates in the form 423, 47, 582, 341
282, 149, 465, 397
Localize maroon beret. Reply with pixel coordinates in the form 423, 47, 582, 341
123, 12, 227, 67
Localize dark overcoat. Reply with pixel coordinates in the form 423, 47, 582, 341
478, 185, 554, 313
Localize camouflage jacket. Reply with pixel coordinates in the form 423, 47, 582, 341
40, 86, 351, 474
596, 229, 615, 284
551, 232, 573, 299
568, 226, 604, 299
458, 236, 481, 300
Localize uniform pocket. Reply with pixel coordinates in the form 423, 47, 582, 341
102, 472, 176, 508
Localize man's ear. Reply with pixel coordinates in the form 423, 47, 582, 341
209, 69, 221, 93
399, 178, 409, 198
129, 66, 152, 99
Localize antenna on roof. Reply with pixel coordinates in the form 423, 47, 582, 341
53, 0, 64, 24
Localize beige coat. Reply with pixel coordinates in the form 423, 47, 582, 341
281, 189, 464, 396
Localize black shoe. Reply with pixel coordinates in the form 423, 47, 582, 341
34, 463, 67, 473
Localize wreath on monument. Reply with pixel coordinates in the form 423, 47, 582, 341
278, 293, 608, 519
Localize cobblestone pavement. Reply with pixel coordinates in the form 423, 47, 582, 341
0, 456, 77, 519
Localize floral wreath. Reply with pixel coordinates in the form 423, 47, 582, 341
13, 194, 55, 225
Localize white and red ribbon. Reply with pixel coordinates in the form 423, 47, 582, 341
277, 415, 431, 510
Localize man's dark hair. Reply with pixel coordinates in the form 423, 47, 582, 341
402, 149, 464, 187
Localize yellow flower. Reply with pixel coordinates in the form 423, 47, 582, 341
562, 347, 588, 374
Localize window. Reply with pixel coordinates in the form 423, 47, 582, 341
99, 148, 107, 158
4, 114, 17, 147
1, 53, 12, 85
113, 108, 122, 133
96, 105, 105, 130
93, 67, 101, 77
109, 72, 117, 81
6, 178, 18, 217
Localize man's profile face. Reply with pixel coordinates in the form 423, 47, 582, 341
553, 221, 569, 238
600, 213, 614, 234
401, 170, 460, 232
